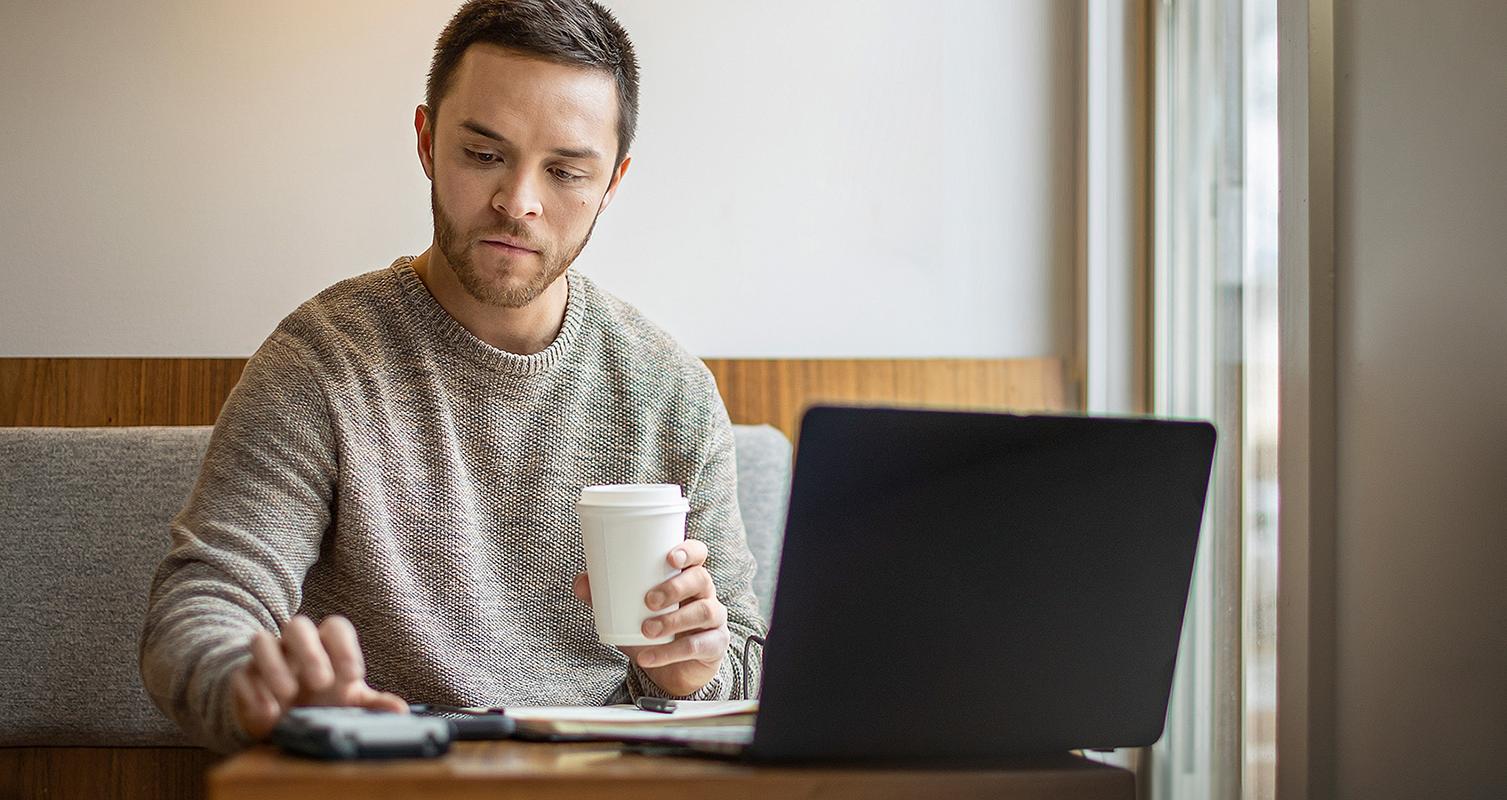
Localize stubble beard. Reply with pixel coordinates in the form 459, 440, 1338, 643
430, 184, 598, 309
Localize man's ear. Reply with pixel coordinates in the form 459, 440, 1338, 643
598, 156, 632, 214
415, 104, 435, 181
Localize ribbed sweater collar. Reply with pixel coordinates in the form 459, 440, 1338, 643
388, 255, 586, 378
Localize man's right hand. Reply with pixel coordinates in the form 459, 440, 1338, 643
230, 614, 408, 741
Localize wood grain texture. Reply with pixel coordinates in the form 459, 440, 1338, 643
0, 746, 217, 800
0, 358, 247, 427
705, 357, 1070, 441
1, 357, 1071, 435
209, 741, 1132, 800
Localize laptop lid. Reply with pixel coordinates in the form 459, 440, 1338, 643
747, 406, 1216, 762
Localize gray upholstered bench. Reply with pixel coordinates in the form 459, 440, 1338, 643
0, 424, 789, 796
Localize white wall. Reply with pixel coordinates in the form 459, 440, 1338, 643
0, 0, 1078, 359
1330, 1, 1507, 797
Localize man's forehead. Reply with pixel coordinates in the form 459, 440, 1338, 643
443, 43, 618, 158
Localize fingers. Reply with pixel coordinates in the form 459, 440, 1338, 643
281, 616, 334, 695
230, 663, 281, 740
235, 615, 400, 734
248, 629, 297, 706
571, 572, 592, 605
668, 539, 708, 569
635, 626, 731, 669
643, 597, 726, 640
361, 689, 411, 715
645, 565, 715, 611
318, 615, 366, 685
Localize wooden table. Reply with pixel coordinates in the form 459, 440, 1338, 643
209, 740, 1134, 800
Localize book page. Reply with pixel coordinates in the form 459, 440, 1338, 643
501, 699, 758, 724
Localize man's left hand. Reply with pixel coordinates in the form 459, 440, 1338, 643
572, 538, 729, 697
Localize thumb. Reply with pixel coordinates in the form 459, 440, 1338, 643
356, 686, 410, 714
572, 572, 593, 605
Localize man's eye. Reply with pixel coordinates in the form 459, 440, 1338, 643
467, 150, 499, 164
552, 169, 583, 182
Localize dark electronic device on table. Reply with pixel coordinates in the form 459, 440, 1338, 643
617, 406, 1217, 764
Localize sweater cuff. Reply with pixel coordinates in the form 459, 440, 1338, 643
187, 649, 258, 754
627, 655, 736, 701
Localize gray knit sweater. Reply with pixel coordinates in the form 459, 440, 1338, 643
139, 256, 766, 753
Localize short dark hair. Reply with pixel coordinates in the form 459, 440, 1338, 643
426, 0, 640, 166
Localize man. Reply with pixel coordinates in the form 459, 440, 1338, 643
139, 0, 765, 754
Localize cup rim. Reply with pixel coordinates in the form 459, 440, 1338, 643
577, 483, 687, 508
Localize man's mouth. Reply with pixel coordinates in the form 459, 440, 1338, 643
481, 237, 537, 254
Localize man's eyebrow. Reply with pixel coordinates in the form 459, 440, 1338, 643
459, 119, 603, 161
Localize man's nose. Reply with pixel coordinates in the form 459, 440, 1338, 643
492, 169, 544, 219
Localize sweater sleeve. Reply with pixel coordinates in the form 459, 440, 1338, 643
138, 335, 337, 753
627, 378, 768, 701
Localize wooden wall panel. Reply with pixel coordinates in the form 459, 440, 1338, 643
704, 358, 1070, 441
0, 358, 247, 427
1, 357, 1072, 439
0, 746, 217, 800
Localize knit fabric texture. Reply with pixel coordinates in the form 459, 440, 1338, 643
139, 256, 766, 753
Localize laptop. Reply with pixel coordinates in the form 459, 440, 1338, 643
622, 406, 1216, 763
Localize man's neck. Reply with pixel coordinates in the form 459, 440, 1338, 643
410, 247, 569, 356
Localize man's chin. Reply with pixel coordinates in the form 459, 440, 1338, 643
462, 274, 554, 309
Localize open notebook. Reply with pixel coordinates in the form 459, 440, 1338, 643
488, 700, 757, 740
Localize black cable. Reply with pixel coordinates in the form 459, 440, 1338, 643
740, 634, 767, 700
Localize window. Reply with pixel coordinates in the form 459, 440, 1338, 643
1149, 0, 1278, 797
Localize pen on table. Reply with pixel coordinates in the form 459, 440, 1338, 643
635, 696, 677, 714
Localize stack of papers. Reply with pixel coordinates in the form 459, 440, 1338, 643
496, 700, 758, 738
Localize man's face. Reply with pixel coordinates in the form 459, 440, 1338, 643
417, 44, 627, 308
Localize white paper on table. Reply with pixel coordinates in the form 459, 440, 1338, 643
498, 699, 758, 723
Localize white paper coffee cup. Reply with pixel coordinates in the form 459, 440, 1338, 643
577, 484, 690, 646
